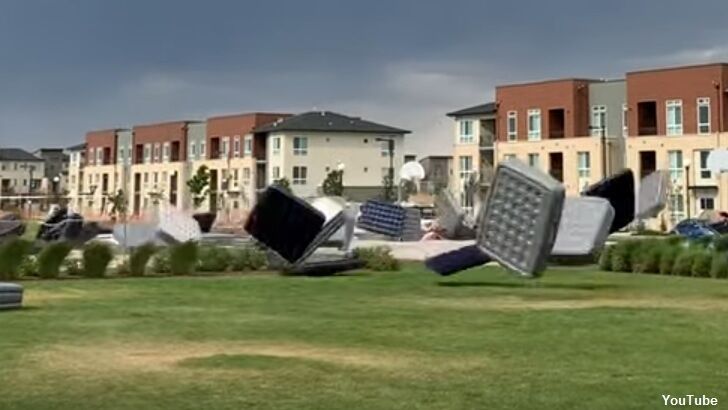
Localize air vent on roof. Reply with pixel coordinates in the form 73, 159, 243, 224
321, 111, 326, 116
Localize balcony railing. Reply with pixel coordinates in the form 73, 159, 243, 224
479, 134, 495, 149
479, 167, 495, 185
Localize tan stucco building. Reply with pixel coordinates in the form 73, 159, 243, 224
450, 62, 728, 231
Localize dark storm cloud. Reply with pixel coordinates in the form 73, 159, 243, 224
1, 0, 728, 154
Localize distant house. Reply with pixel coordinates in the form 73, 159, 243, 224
254, 111, 411, 201
0, 148, 45, 195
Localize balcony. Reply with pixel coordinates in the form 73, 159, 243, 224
255, 163, 267, 190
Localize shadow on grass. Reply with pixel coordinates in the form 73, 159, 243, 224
436, 281, 621, 291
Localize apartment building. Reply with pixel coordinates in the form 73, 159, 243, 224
0, 148, 45, 196
253, 111, 410, 200
130, 121, 197, 216
446, 103, 496, 213
625, 63, 728, 226
73, 110, 409, 219
448, 62, 728, 230
83, 129, 132, 216
494, 78, 625, 197
33, 148, 69, 193
193, 112, 291, 215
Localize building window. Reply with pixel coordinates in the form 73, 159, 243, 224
697, 98, 710, 135
96, 148, 103, 164
622, 103, 628, 137
577, 152, 591, 178
272, 166, 280, 180
503, 154, 516, 161
699, 150, 711, 179
190, 142, 197, 160
666, 100, 683, 136
272, 137, 281, 155
143, 172, 148, 183
528, 153, 540, 169
699, 196, 715, 211
292, 166, 307, 185
242, 167, 251, 185
163, 143, 170, 163
200, 141, 206, 158
459, 120, 474, 144
527, 109, 541, 141
670, 194, 685, 224
591, 105, 607, 136
668, 150, 683, 183
244, 136, 252, 156
233, 136, 241, 158
118, 148, 125, 164
144, 145, 151, 164
458, 156, 473, 181
507, 111, 517, 141
293, 137, 308, 156
380, 140, 393, 157
222, 137, 230, 157
153, 144, 160, 162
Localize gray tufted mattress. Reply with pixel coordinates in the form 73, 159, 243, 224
0, 282, 23, 310
476, 158, 565, 277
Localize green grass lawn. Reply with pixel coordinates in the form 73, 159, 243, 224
2, 264, 728, 409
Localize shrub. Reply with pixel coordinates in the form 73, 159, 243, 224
197, 246, 231, 272
598, 245, 614, 271
665, 236, 684, 246
116, 259, 131, 276
37, 242, 73, 279
82, 243, 114, 278
62, 258, 84, 276
170, 242, 198, 275
659, 245, 679, 275
690, 236, 714, 250
18, 256, 38, 277
231, 247, 267, 271
632, 241, 662, 274
0, 238, 33, 280
714, 235, 728, 252
710, 254, 728, 279
129, 243, 157, 277
353, 246, 399, 271
151, 249, 171, 274
691, 251, 713, 278
672, 250, 697, 277
610, 240, 641, 272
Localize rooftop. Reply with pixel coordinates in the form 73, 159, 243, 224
446, 102, 496, 117
66, 143, 87, 151
0, 148, 43, 162
253, 111, 410, 134
627, 62, 728, 75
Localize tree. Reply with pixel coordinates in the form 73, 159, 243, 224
381, 173, 395, 202
106, 190, 128, 220
322, 169, 344, 196
187, 165, 211, 210
402, 179, 418, 199
273, 177, 292, 194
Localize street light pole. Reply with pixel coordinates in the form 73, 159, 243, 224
376, 137, 396, 201
685, 163, 691, 219
589, 124, 608, 179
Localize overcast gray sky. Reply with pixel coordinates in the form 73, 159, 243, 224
2, 0, 728, 156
